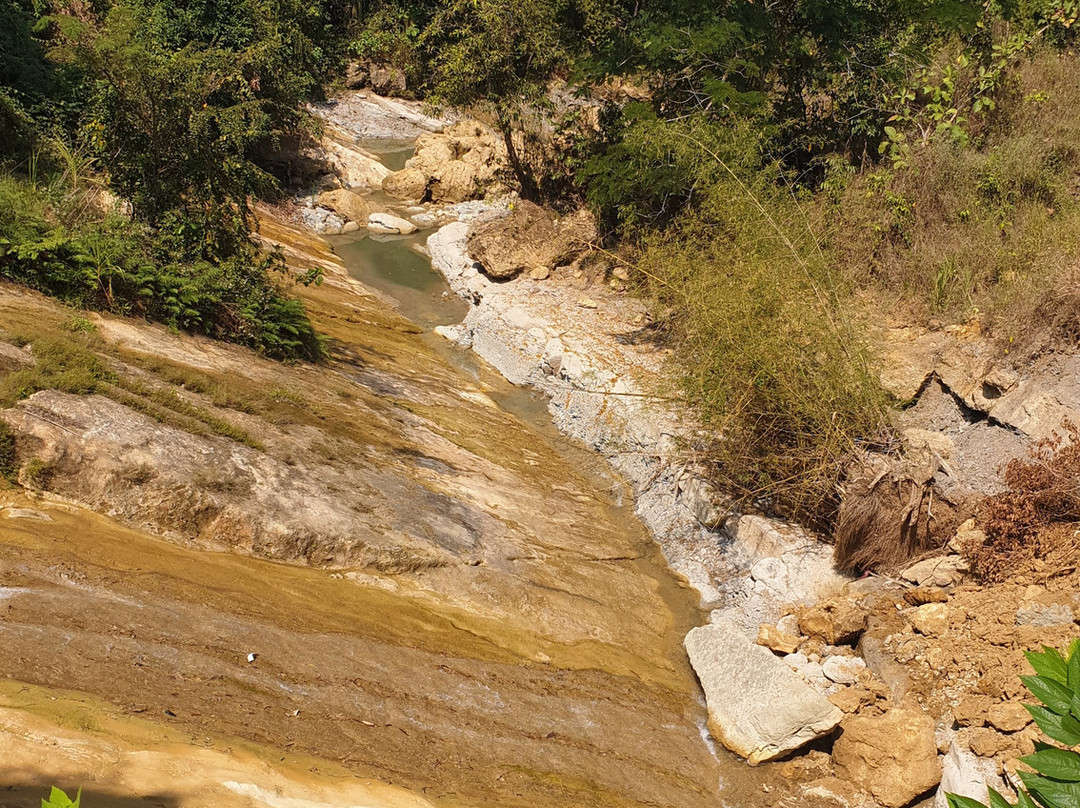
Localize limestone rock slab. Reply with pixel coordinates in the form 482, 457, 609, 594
684, 621, 843, 764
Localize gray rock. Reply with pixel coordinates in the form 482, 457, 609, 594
677, 475, 728, 529
685, 621, 843, 764
901, 555, 969, 587
1016, 602, 1075, 628
822, 655, 866, 685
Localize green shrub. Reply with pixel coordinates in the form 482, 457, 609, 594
948, 641, 1080, 808
589, 114, 889, 529
0, 334, 115, 407
0, 421, 15, 481
0, 171, 324, 361
22, 456, 54, 490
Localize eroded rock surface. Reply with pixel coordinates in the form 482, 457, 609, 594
466, 201, 596, 279
832, 707, 941, 808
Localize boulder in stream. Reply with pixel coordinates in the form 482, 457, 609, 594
368, 212, 418, 235
684, 620, 843, 764
317, 188, 371, 225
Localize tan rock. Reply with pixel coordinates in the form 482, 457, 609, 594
954, 694, 992, 727
467, 201, 597, 280
832, 707, 941, 808
317, 189, 371, 225
431, 160, 478, 203
803, 776, 867, 808
382, 168, 429, 201
528, 266, 550, 281
407, 135, 455, 175
911, 603, 949, 637
904, 586, 949, 606
828, 686, 875, 714
757, 624, 802, 655
319, 137, 391, 191
987, 701, 1031, 733
781, 749, 834, 780
577, 297, 598, 309
799, 598, 868, 646
367, 213, 418, 235
966, 727, 1011, 758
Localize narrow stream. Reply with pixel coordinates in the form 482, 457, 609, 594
326, 224, 778, 804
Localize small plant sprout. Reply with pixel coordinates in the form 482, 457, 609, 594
42, 786, 81, 808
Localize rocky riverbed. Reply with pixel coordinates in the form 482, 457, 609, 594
286, 89, 1080, 808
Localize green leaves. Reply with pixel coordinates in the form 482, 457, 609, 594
42, 786, 80, 808
1021, 674, 1074, 716
950, 640, 1080, 808
1021, 749, 1080, 781
1025, 704, 1080, 746
1028, 647, 1069, 685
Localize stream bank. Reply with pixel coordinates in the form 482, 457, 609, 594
0, 203, 803, 805
292, 89, 1080, 808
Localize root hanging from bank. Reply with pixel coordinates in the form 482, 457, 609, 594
834, 452, 961, 573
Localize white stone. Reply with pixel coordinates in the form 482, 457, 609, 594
933, 740, 1006, 808
368, 213, 419, 235
822, 655, 866, 684
685, 621, 843, 764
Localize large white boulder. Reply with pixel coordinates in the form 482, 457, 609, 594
684, 621, 843, 764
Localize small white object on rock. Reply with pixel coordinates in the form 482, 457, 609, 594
247, 653, 258, 663
822, 655, 866, 685
684, 621, 842, 764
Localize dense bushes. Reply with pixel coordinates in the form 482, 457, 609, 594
0, 165, 323, 361
590, 115, 889, 527
349, 0, 1080, 529
0, 0, 342, 361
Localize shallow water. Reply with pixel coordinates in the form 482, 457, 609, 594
333, 232, 468, 329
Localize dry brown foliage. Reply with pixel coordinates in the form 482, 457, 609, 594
971, 421, 1080, 581
834, 453, 961, 573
